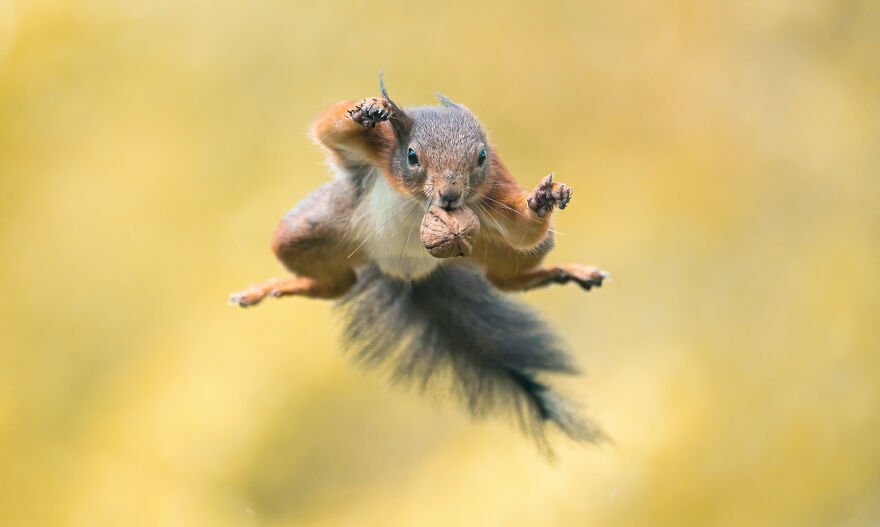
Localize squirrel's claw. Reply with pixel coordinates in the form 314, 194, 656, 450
561, 265, 609, 291
528, 172, 572, 217
348, 97, 393, 129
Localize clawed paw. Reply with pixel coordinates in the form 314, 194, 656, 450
347, 97, 392, 129
560, 265, 609, 291
527, 173, 572, 218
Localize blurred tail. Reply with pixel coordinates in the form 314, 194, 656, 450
336, 265, 604, 450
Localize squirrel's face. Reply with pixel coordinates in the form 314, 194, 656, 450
387, 105, 490, 211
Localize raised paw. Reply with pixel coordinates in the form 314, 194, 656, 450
526, 173, 572, 218
561, 264, 609, 291
347, 97, 393, 129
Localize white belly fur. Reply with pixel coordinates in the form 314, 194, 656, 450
353, 170, 440, 280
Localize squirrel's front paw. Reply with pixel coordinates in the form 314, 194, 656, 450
347, 97, 392, 129
527, 173, 572, 218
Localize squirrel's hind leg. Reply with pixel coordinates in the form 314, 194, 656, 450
229, 182, 364, 307
489, 264, 609, 292
229, 274, 356, 307
473, 234, 609, 292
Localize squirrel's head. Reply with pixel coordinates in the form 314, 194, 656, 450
381, 79, 490, 211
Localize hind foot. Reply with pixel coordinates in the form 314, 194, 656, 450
228, 278, 291, 307
559, 264, 609, 291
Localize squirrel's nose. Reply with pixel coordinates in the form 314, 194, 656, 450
439, 190, 462, 208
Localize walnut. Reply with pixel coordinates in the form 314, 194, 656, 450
420, 205, 481, 258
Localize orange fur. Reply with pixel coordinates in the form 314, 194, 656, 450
310, 100, 394, 170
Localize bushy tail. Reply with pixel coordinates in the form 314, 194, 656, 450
336, 265, 604, 450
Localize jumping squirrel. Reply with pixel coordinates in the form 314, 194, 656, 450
230, 76, 609, 449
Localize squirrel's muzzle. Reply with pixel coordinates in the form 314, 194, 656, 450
438, 189, 462, 209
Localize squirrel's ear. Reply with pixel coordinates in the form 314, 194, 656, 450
435, 92, 458, 107
379, 72, 413, 139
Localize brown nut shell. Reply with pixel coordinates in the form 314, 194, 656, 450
420, 205, 481, 258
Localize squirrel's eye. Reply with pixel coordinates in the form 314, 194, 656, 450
477, 149, 487, 166
407, 148, 420, 166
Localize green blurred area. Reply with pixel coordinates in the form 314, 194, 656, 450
1, 0, 879, 525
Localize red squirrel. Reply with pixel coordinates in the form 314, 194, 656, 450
231, 77, 609, 447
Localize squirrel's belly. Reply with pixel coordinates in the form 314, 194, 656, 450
356, 170, 440, 281
371, 245, 440, 280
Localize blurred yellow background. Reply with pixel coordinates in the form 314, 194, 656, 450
1, 0, 879, 525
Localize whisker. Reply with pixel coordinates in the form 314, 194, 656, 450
475, 192, 547, 225
475, 199, 506, 235
468, 197, 494, 226
472, 192, 564, 240
347, 237, 371, 259
397, 209, 419, 273
477, 193, 519, 215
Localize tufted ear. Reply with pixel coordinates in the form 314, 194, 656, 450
379, 73, 413, 139
435, 92, 459, 107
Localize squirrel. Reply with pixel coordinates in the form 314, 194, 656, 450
230, 76, 609, 449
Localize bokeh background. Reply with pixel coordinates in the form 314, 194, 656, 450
1, 0, 879, 525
